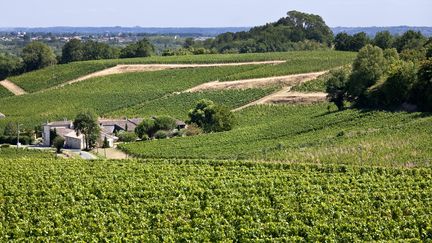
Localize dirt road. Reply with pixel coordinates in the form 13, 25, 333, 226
0, 80, 27, 95
185, 71, 327, 92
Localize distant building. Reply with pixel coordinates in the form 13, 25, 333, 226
0, 113, 5, 119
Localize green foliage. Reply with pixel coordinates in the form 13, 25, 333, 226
184, 123, 203, 137
120, 38, 155, 58
21, 41, 57, 72
0, 148, 53, 158
102, 136, 110, 148
347, 45, 386, 101
188, 99, 234, 133
61, 39, 84, 63
121, 104, 432, 166
73, 111, 100, 150
325, 68, 350, 110
291, 73, 330, 92
117, 132, 137, 142
0, 53, 23, 80
3, 122, 17, 136
81, 40, 120, 61
9, 61, 114, 92
205, 11, 333, 53
135, 118, 157, 139
394, 30, 427, 52
334, 32, 370, 52
0, 85, 13, 98
53, 136, 65, 153
154, 130, 169, 139
0, 51, 354, 131
1, 158, 431, 241
411, 60, 432, 111
373, 31, 394, 49
154, 116, 176, 131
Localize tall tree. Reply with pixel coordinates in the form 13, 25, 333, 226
373, 31, 394, 50
61, 39, 84, 63
120, 39, 155, 58
73, 111, 100, 150
21, 41, 57, 72
0, 53, 23, 80
188, 99, 234, 133
394, 30, 426, 52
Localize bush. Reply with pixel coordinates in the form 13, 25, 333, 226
154, 130, 168, 139
411, 60, 432, 111
154, 116, 176, 131
53, 136, 65, 153
188, 99, 235, 133
0, 135, 32, 145
325, 68, 350, 111
184, 123, 203, 137
117, 132, 137, 142
135, 118, 157, 139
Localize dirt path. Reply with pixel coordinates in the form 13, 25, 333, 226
93, 146, 130, 159
233, 87, 327, 111
58, 60, 286, 87
185, 71, 327, 92
0, 79, 27, 95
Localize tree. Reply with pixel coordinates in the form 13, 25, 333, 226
394, 30, 426, 52
3, 122, 17, 136
82, 40, 119, 60
135, 118, 157, 139
102, 136, 110, 148
154, 116, 176, 131
183, 38, 195, 48
61, 39, 84, 63
0, 53, 23, 80
21, 41, 57, 71
334, 33, 353, 51
349, 32, 370, 52
120, 39, 155, 58
411, 60, 432, 111
188, 99, 235, 133
53, 136, 65, 153
346, 45, 386, 103
73, 111, 100, 150
326, 68, 350, 111
373, 31, 394, 50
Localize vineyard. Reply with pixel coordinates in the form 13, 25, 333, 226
0, 148, 55, 159
120, 104, 432, 167
0, 85, 13, 98
5, 51, 355, 93
1, 158, 431, 241
107, 87, 278, 120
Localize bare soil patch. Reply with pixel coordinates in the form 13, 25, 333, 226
0, 79, 27, 95
60, 61, 286, 87
185, 71, 327, 92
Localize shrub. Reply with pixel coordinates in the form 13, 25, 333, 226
411, 60, 432, 111
135, 118, 157, 139
325, 68, 350, 111
188, 99, 235, 133
184, 124, 203, 137
154, 116, 176, 131
154, 130, 168, 139
117, 132, 137, 142
53, 136, 65, 153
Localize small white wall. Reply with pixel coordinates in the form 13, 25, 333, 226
65, 136, 84, 150
43, 126, 51, 147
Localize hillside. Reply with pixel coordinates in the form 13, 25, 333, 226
0, 51, 355, 131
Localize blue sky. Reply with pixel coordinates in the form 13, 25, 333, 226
1, 0, 431, 27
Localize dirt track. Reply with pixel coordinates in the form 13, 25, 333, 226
185, 71, 327, 92
0, 80, 27, 95
60, 60, 286, 87
233, 87, 327, 111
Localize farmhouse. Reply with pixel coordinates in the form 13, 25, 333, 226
42, 118, 143, 149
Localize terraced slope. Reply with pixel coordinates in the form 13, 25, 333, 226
121, 104, 432, 167
7, 51, 355, 93
1, 159, 431, 241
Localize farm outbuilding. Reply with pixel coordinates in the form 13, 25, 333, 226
0, 113, 5, 119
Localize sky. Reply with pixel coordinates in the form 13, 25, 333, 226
1, 0, 431, 27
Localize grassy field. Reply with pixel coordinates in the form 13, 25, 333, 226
0, 51, 354, 132
290, 72, 330, 92
0, 148, 55, 159
7, 51, 355, 93
120, 104, 432, 167
107, 87, 278, 120
0, 85, 13, 98
1, 158, 431, 241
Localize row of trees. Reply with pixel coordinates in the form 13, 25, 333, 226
0, 38, 156, 80
326, 44, 432, 111
335, 30, 431, 53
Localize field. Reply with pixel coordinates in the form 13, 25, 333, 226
120, 104, 432, 167
0, 148, 55, 159
0, 85, 13, 98
1, 158, 431, 241
107, 87, 278, 120
6, 51, 355, 93
0, 51, 355, 131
